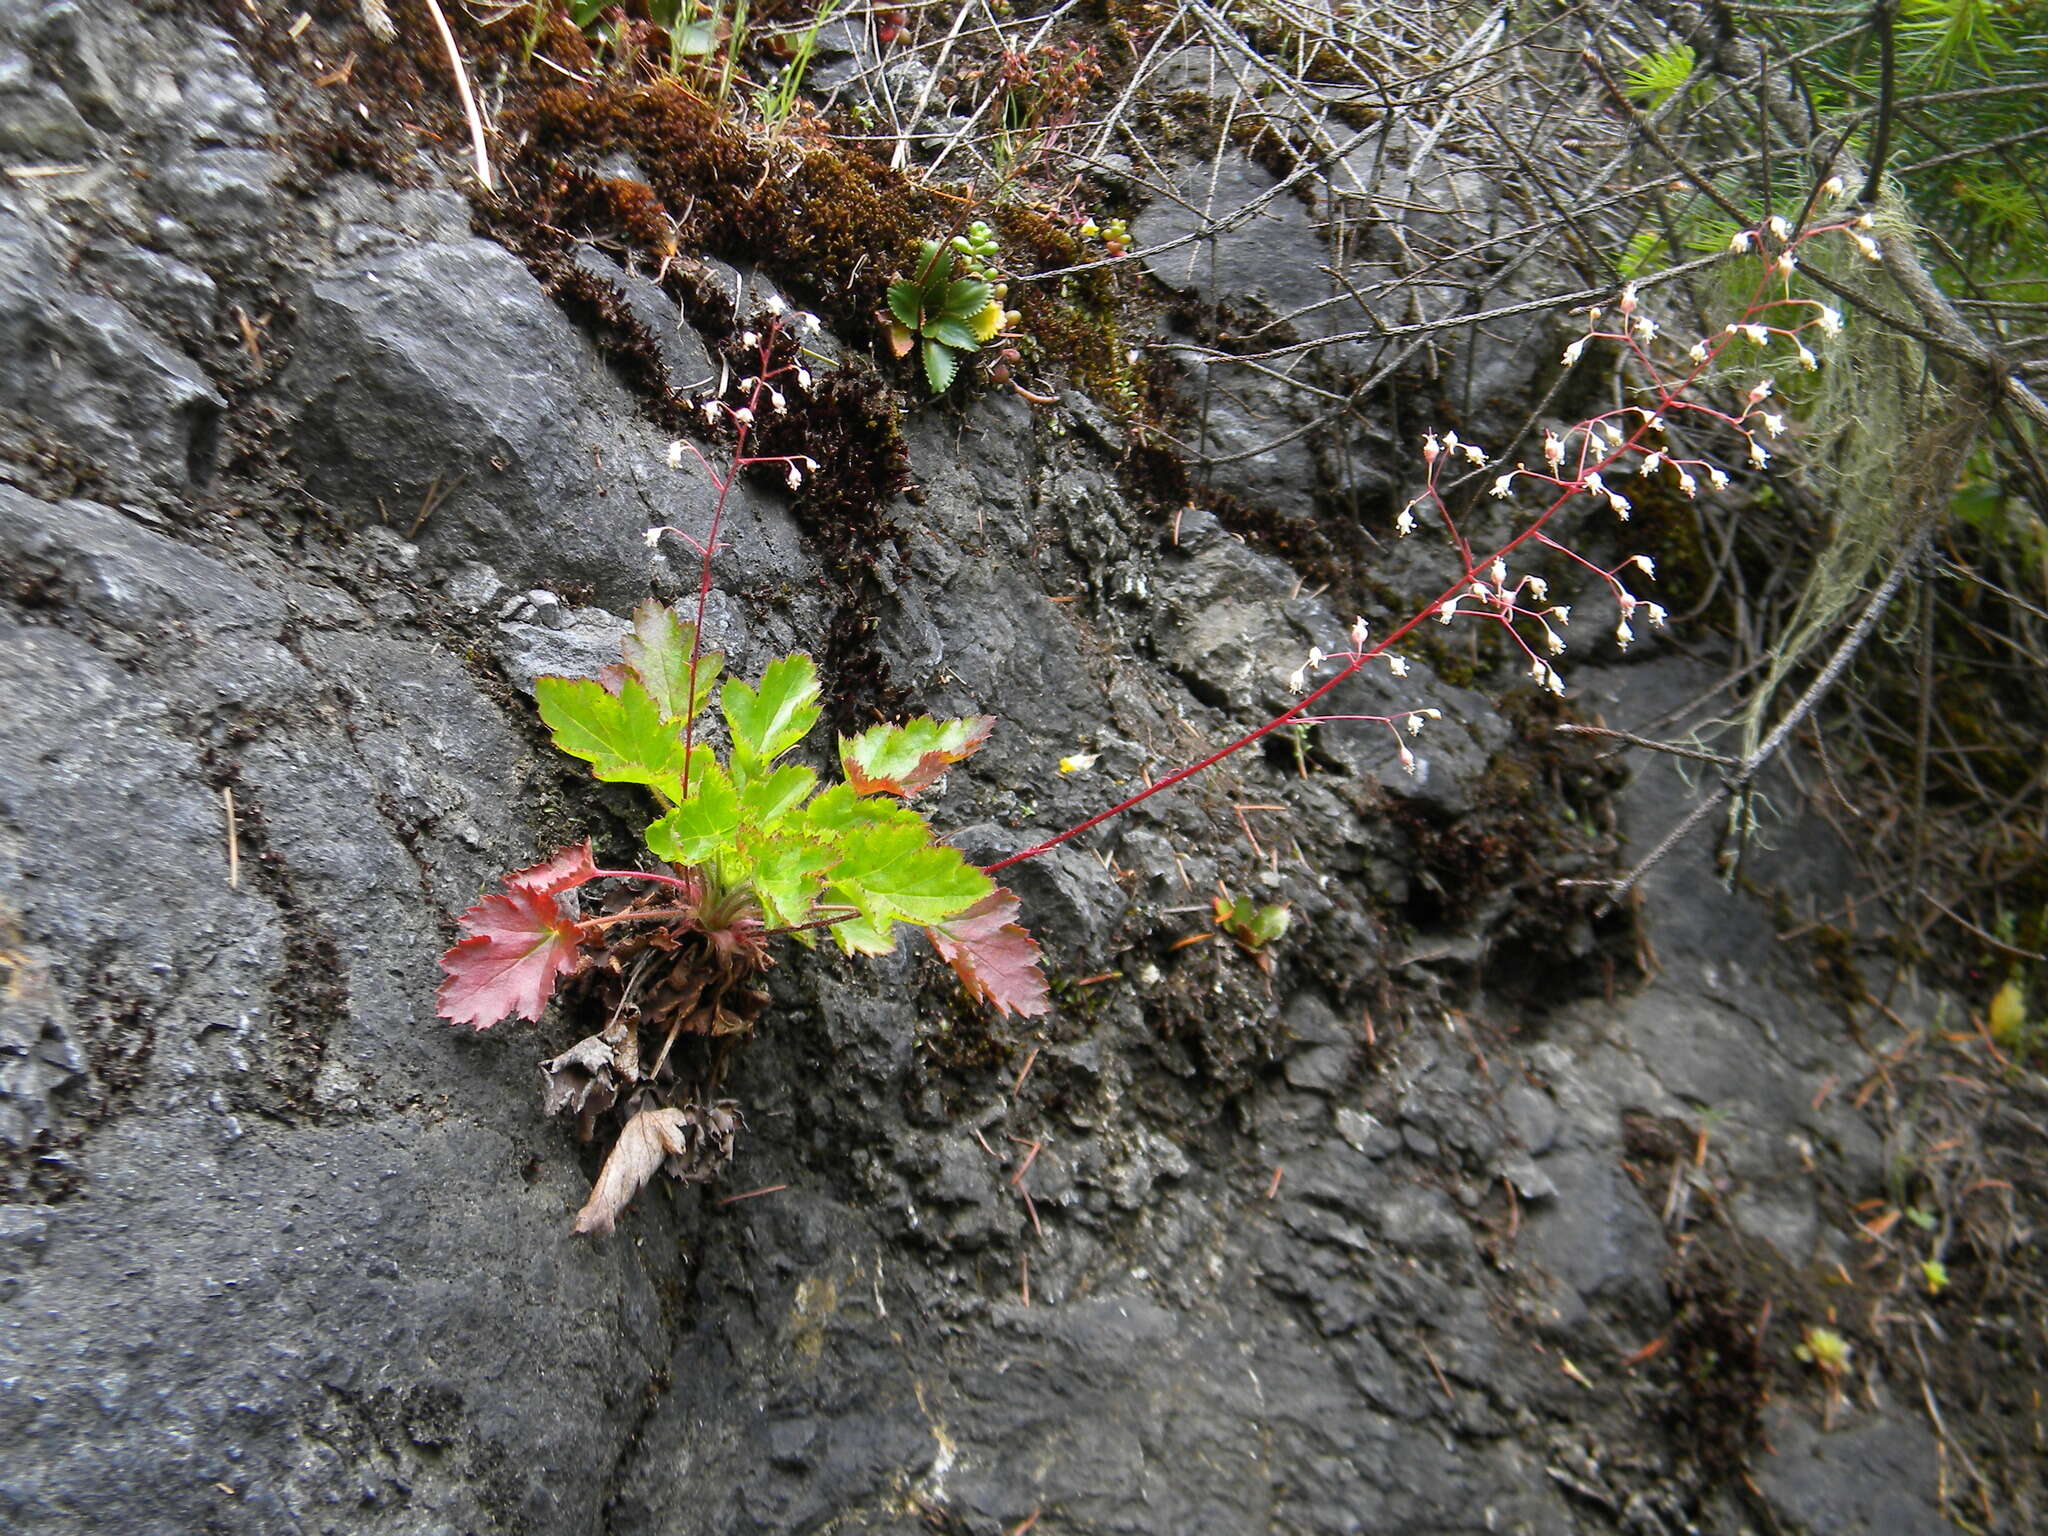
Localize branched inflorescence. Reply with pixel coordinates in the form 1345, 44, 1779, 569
989, 180, 1881, 872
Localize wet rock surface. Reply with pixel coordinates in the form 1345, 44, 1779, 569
0, 4, 1988, 1535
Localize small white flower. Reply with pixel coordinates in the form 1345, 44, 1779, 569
1422, 433, 1441, 462
1633, 315, 1658, 342
1543, 430, 1565, 469
643, 527, 664, 548
1398, 743, 1417, 775
786, 464, 803, 490
1396, 506, 1418, 537
1796, 345, 1818, 371
1562, 337, 1587, 367
1816, 307, 1843, 338
1307, 645, 1324, 667
1286, 667, 1307, 694
1616, 619, 1634, 650
1634, 554, 1656, 578
702, 399, 722, 425
1550, 604, 1572, 625
1677, 470, 1698, 498
1730, 229, 1754, 253
763, 294, 786, 316
1645, 603, 1668, 627
1608, 492, 1632, 520
1852, 231, 1881, 261
1749, 438, 1770, 468
795, 366, 813, 390
1618, 282, 1639, 314
1742, 324, 1770, 346
1349, 616, 1369, 646
1641, 451, 1664, 475
798, 311, 821, 335
1748, 378, 1774, 403
1541, 623, 1565, 655
1617, 589, 1639, 614
1406, 714, 1425, 736
1059, 751, 1099, 774
741, 330, 759, 348
1491, 472, 1515, 499
1424, 708, 1442, 721
1444, 431, 1461, 452
769, 389, 787, 414
1762, 412, 1785, 437
1766, 215, 1792, 241
668, 440, 685, 469
736, 375, 756, 394
1524, 576, 1549, 601
1438, 598, 1460, 624
1821, 175, 1846, 198
1462, 443, 1486, 466
1708, 467, 1730, 490
1545, 667, 1566, 697
1491, 559, 1507, 588
1601, 421, 1625, 450
733, 406, 754, 425
1775, 253, 1798, 276
1854, 211, 1876, 229
1688, 341, 1709, 364
1386, 655, 1409, 678
1583, 471, 1606, 496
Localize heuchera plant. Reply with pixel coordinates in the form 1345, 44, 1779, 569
437, 304, 1047, 1234
437, 611, 1048, 1230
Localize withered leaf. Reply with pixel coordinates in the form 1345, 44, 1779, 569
572, 1107, 693, 1236
539, 1032, 624, 1135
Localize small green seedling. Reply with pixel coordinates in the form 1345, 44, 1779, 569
1213, 888, 1290, 965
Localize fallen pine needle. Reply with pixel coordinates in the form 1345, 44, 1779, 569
1013, 1045, 1040, 1095
1265, 1166, 1284, 1199
1623, 1335, 1668, 1368
222, 786, 240, 888
715, 1183, 787, 1206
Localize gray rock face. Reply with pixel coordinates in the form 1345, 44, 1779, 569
0, 4, 1973, 1535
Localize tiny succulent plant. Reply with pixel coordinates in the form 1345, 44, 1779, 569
887, 233, 1019, 393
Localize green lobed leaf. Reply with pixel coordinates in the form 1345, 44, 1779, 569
738, 762, 817, 831
644, 757, 741, 867
796, 782, 922, 842
923, 339, 961, 394
536, 675, 693, 800
840, 714, 993, 797
722, 654, 821, 775
821, 886, 898, 955
834, 820, 992, 928
740, 830, 840, 929
620, 602, 722, 724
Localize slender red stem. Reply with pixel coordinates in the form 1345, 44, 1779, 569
989, 218, 1849, 874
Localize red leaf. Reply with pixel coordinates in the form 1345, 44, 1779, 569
926, 887, 1050, 1018
506, 840, 598, 897
437, 846, 600, 1029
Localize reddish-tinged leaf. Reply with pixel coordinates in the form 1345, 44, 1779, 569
926, 887, 1050, 1018
507, 840, 599, 898
573, 1107, 692, 1235
840, 715, 994, 797
437, 847, 600, 1029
